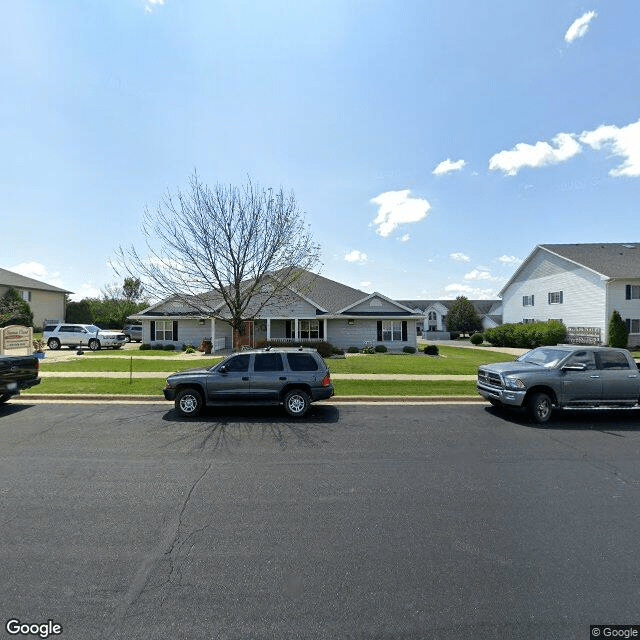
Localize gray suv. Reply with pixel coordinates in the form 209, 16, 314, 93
163, 347, 334, 418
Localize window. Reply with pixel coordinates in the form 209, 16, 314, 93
626, 319, 640, 334
382, 321, 402, 341
625, 285, 640, 300
522, 295, 534, 307
155, 321, 173, 340
564, 350, 596, 370
548, 291, 563, 304
597, 350, 630, 370
20, 290, 31, 302
299, 319, 319, 339
223, 354, 250, 372
287, 353, 319, 372
254, 353, 284, 372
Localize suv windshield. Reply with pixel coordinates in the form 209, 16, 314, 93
516, 347, 570, 368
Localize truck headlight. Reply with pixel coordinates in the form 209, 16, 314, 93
504, 376, 525, 390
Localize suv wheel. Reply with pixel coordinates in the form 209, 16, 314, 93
529, 392, 553, 424
88, 339, 101, 351
48, 338, 61, 350
0, 393, 10, 404
175, 388, 203, 418
283, 389, 310, 418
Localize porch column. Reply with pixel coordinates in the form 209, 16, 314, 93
323, 318, 327, 341
266, 318, 271, 341
294, 318, 299, 340
211, 318, 216, 352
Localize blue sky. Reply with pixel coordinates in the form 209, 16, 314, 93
2, 1, 640, 302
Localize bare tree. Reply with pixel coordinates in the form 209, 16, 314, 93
113, 173, 322, 345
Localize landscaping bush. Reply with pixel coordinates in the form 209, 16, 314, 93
608, 310, 628, 348
374, 345, 388, 353
347, 346, 359, 353
140, 343, 152, 350
261, 339, 335, 358
470, 333, 484, 345
483, 320, 566, 348
163, 344, 176, 351
424, 344, 439, 356
403, 346, 417, 354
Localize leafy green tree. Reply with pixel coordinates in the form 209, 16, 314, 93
445, 296, 482, 336
0, 288, 33, 327
608, 309, 628, 348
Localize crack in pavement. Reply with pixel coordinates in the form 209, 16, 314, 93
102, 461, 213, 639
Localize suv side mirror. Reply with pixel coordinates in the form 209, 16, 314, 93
219, 365, 228, 374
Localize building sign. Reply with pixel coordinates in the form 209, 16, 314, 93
565, 326, 601, 345
0, 325, 33, 355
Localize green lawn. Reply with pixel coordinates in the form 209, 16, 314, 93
41, 356, 223, 372
326, 345, 516, 375
23, 377, 477, 397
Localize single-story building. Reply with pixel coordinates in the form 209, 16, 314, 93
398, 299, 503, 338
0, 267, 71, 329
500, 243, 640, 347
129, 269, 422, 352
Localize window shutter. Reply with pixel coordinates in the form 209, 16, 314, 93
531, 295, 534, 306
172, 321, 179, 341
377, 321, 383, 341
402, 321, 408, 341
150, 321, 156, 341
319, 321, 324, 339
548, 293, 552, 304
559, 291, 563, 304
523, 296, 526, 306
627, 285, 632, 300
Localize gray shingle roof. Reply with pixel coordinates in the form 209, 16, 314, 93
398, 299, 500, 315
540, 243, 640, 277
0, 267, 72, 294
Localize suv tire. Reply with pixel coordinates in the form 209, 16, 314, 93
48, 338, 61, 350
175, 387, 203, 418
88, 339, 101, 351
283, 389, 310, 418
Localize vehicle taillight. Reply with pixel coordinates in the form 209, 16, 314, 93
322, 373, 331, 387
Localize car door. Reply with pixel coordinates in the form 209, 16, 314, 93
206, 354, 252, 401
57, 325, 77, 347
250, 352, 285, 401
561, 350, 601, 404
596, 350, 639, 403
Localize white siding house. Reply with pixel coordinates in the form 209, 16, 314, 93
500, 243, 640, 347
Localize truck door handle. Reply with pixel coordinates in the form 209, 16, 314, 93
589, 375, 600, 378
279, 376, 287, 380
242, 377, 250, 381
629, 374, 638, 378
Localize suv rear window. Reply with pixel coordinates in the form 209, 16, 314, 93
254, 353, 284, 372
286, 353, 319, 371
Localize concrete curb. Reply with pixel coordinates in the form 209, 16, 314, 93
17, 394, 486, 404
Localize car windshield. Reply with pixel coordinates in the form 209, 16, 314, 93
86, 325, 100, 333
516, 347, 570, 368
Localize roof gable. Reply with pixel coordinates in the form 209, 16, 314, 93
0, 267, 72, 294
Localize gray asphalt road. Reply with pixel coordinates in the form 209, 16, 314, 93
1, 401, 640, 640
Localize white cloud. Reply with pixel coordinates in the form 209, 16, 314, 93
360, 281, 373, 290
580, 118, 640, 177
464, 269, 498, 282
144, 0, 165, 13
489, 133, 582, 176
400, 234, 410, 243
344, 250, 368, 264
498, 255, 522, 265
444, 283, 496, 298
9, 261, 64, 288
433, 158, 466, 176
565, 11, 597, 44
370, 189, 431, 238
69, 284, 101, 302
449, 252, 471, 262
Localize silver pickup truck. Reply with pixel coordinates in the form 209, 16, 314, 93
477, 345, 640, 423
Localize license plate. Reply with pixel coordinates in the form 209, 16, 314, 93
7, 382, 18, 391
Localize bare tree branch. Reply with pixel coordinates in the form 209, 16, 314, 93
112, 173, 322, 342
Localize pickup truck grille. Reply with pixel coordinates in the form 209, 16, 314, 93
477, 368, 502, 388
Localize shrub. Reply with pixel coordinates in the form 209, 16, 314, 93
375, 345, 388, 353
424, 344, 439, 356
608, 310, 628, 348
347, 346, 359, 353
403, 346, 416, 354
332, 347, 345, 355
483, 320, 566, 348
261, 339, 335, 359
140, 343, 152, 350
470, 333, 484, 345
185, 347, 196, 354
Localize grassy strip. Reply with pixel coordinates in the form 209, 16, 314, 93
327, 345, 515, 375
22, 378, 478, 397
41, 357, 222, 372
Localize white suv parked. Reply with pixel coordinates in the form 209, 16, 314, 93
43, 324, 127, 351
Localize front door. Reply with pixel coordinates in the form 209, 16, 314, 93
561, 350, 602, 404
234, 321, 254, 349
207, 353, 252, 401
